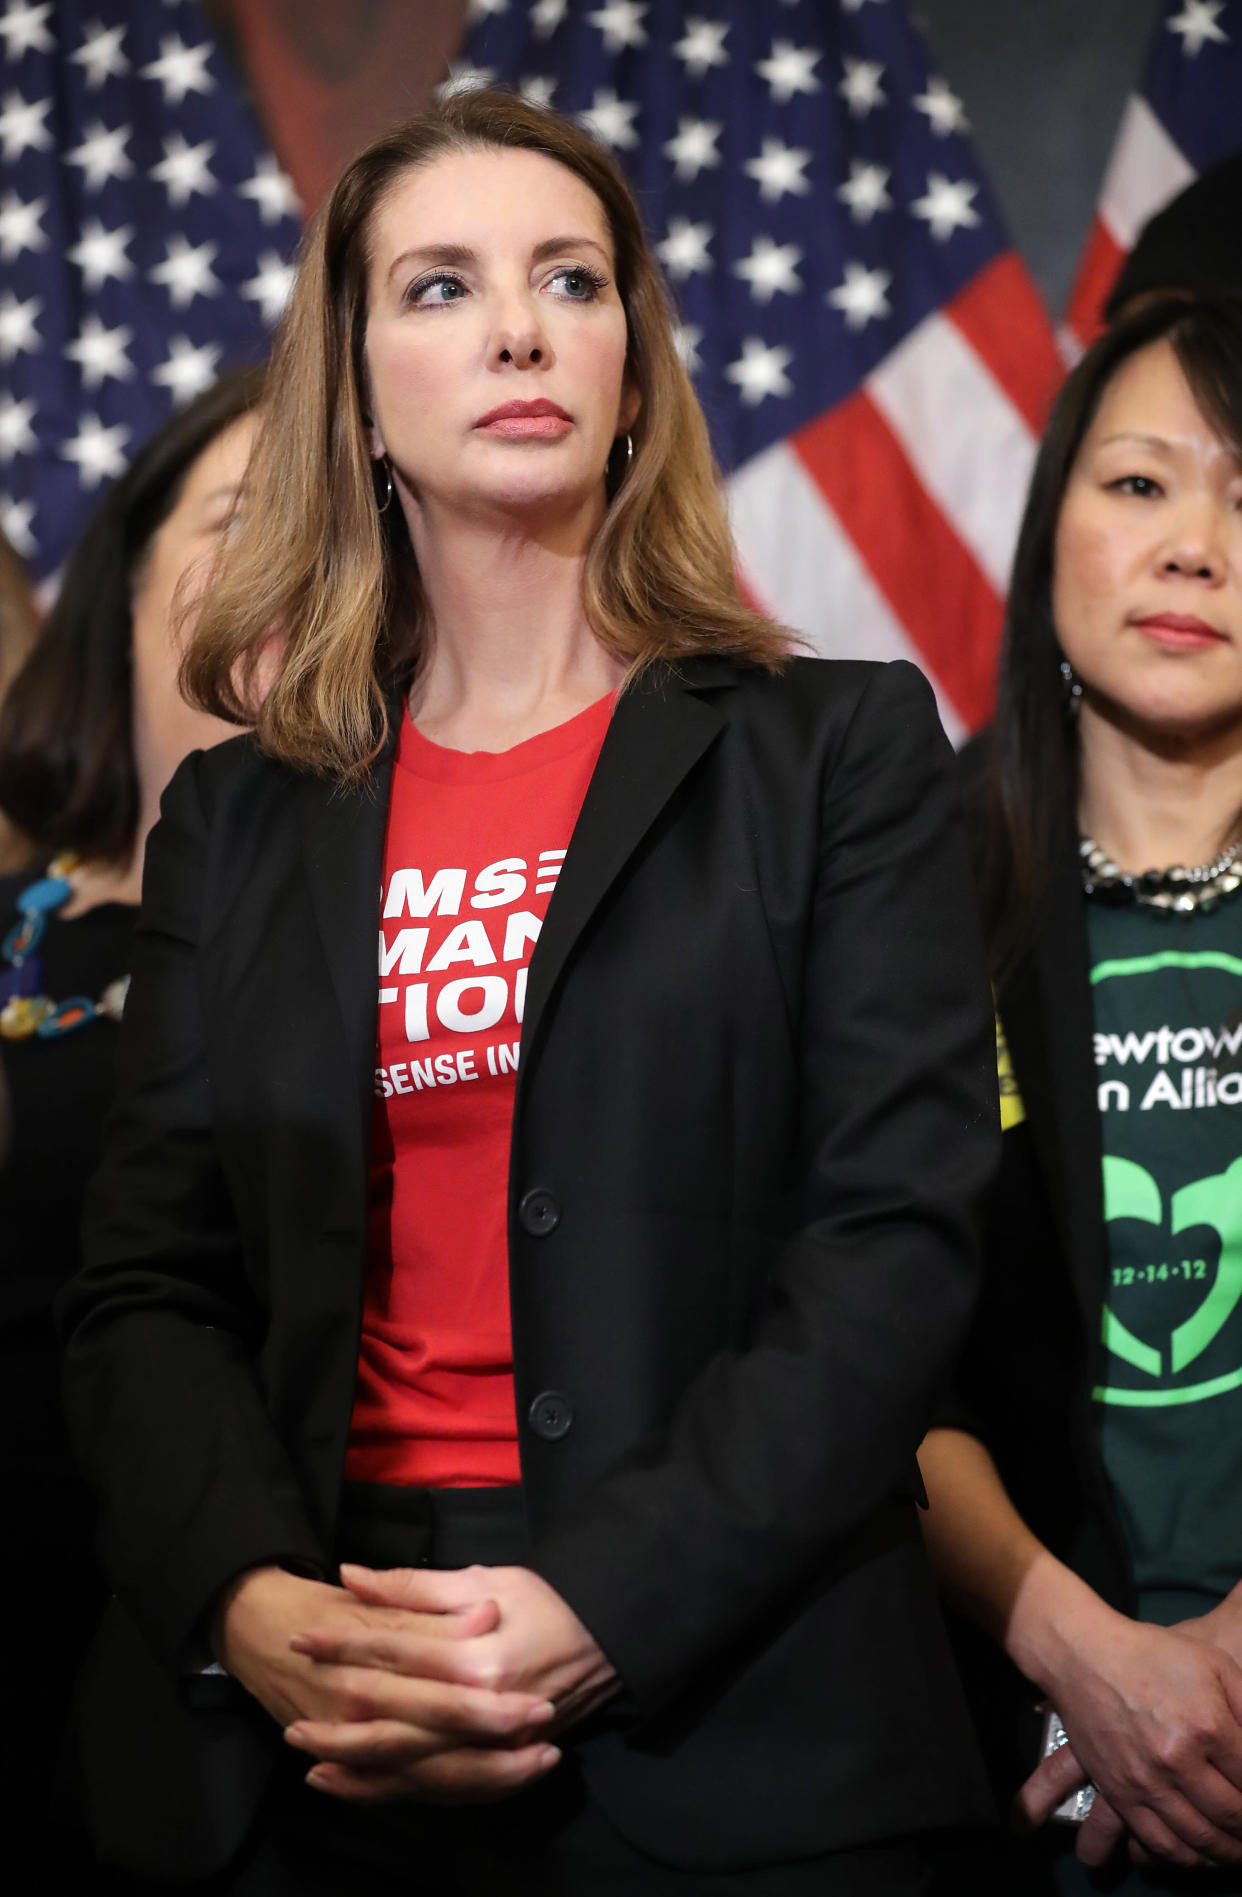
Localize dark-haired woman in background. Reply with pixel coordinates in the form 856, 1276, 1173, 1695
921, 294, 1242, 1895
0, 525, 38, 872
0, 368, 261, 1864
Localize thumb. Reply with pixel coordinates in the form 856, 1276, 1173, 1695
1014, 1741, 1090, 1832
339, 1562, 496, 1617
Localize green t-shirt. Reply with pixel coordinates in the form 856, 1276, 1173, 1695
1088, 896, 1242, 1626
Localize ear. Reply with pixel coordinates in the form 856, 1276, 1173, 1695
618, 367, 642, 438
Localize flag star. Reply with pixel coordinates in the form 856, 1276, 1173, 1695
577, 88, 639, 151
0, 3, 53, 59
67, 218, 134, 289
61, 413, 130, 489
674, 17, 729, 78
531, 0, 568, 33
756, 40, 821, 102
745, 138, 811, 202
587, 2, 648, 51
0, 494, 35, 558
914, 74, 969, 136
71, 21, 129, 89
0, 90, 52, 160
734, 235, 803, 303
150, 234, 221, 308
656, 216, 714, 281
150, 133, 216, 205
838, 56, 886, 117
65, 313, 134, 389
152, 335, 222, 406
0, 291, 40, 362
0, 393, 38, 461
467, 0, 509, 19
0, 190, 47, 259
435, 61, 496, 100
828, 261, 892, 330
911, 171, 981, 241
239, 153, 300, 225
837, 159, 892, 223
65, 119, 133, 189
242, 250, 296, 325
518, 73, 556, 109
725, 337, 793, 406
141, 34, 215, 105
664, 116, 722, 182
1167, 1, 1229, 54
673, 323, 703, 375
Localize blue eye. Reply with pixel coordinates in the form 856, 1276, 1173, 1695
549, 265, 607, 301
407, 273, 468, 307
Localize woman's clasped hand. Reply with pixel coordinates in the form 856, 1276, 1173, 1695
215, 1560, 617, 1805
1013, 1581, 1242, 1868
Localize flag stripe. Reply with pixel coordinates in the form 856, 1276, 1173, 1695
946, 254, 1063, 437
1063, 218, 1128, 352
728, 442, 965, 744
867, 309, 1037, 596
1097, 95, 1194, 251
793, 391, 1000, 732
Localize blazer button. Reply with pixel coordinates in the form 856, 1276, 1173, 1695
519, 1188, 561, 1236
528, 1391, 573, 1441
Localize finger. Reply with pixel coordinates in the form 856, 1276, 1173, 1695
288, 1712, 553, 1766
339, 1564, 494, 1615
1073, 1794, 1124, 1868
305, 1742, 561, 1807
1013, 1744, 1089, 1832
286, 1677, 554, 1743
289, 1626, 506, 1687
1114, 1792, 1226, 1870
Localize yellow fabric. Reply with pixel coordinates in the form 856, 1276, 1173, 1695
996, 1015, 1025, 1131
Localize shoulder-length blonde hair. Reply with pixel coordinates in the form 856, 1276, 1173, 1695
184, 88, 786, 780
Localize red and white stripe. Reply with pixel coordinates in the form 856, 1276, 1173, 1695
1063, 95, 1195, 354
728, 252, 1061, 740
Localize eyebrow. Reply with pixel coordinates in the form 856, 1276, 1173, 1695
1097, 430, 1242, 465
385, 234, 611, 282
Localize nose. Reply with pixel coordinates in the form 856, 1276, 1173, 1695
1160, 498, 1227, 584
491, 291, 549, 371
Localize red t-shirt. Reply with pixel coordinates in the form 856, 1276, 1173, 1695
346, 693, 613, 1488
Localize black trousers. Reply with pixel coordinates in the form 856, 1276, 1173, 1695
143, 1483, 946, 1896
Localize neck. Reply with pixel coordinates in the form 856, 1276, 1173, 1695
405, 497, 625, 751
1077, 702, 1242, 873
62, 701, 176, 916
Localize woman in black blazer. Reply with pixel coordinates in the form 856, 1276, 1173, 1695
921, 295, 1242, 1895
61, 91, 997, 1895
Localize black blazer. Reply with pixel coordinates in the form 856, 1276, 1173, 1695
942, 735, 1134, 1807
62, 656, 999, 1879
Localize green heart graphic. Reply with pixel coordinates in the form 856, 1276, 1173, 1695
1101, 1154, 1242, 1383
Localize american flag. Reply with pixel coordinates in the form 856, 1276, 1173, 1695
459, 0, 1061, 740
1065, 0, 1242, 352
0, 0, 301, 584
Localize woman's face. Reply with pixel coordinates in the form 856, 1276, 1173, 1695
130, 410, 258, 762
1053, 339, 1242, 741
362, 146, 639, 530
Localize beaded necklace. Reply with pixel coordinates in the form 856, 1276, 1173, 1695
0, 851, 129, 1041
1078, 836, 1242, 913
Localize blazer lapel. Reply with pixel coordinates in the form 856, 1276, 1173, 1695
520, 661, 730, 1068
298, 727, 397, 1159
1002, 843, 1106, 1334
